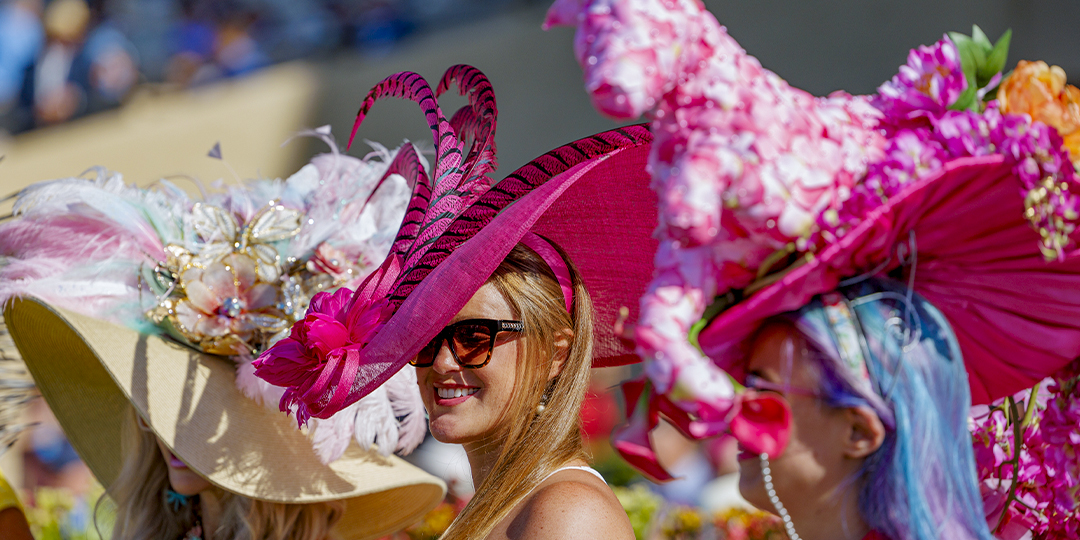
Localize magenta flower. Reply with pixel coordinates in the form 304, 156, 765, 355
875, 36, 967, 124
254, 284, 392, 426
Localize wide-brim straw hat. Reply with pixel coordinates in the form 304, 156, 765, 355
5, 297, 445, 540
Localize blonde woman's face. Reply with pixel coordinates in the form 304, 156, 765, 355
415, 283, 523, 447
155, 438, 212, 496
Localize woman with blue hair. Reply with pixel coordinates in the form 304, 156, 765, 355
737, 278, 993, 540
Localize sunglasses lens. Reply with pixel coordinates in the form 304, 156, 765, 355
451, 323, 495, 366
412, 335, 442, 367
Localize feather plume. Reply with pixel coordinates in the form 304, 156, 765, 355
386, 366, 426, 454
0, 316, 35, 456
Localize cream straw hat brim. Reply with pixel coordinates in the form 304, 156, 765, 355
5, 297, 445, 540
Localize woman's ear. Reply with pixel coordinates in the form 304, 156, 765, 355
842, 406, 886, 459
548, 328, 574, 381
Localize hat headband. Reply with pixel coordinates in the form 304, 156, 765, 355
520, 232, 574, 313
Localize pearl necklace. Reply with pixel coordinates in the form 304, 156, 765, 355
760, 453, 801, 540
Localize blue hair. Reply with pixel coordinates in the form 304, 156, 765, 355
786, 278, 993, 540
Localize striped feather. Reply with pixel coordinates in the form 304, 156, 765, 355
388, 125, 652, 304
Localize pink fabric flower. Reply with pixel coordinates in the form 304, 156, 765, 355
254, 255, 400, 425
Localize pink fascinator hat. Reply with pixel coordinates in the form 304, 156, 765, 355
0, 132, 446, 539
548, 0, 1080, 480
254, 65, 658, 424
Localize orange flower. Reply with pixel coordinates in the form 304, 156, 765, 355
998, 60, 1080, 167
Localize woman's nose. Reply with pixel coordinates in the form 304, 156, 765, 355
431, 338, 460, 374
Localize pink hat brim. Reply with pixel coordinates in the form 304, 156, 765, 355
698, 155, 1080, 404
347, 127, 656, 400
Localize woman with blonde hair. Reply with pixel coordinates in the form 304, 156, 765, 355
255, 66, 658, 538
1, 134, 447, 539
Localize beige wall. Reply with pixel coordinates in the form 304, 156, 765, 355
0, 62, 319, 212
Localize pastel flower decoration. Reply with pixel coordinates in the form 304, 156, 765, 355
173, 252, 282, 355
875, 36, 967, 125
997, 60, 1080, 170
254, 255, 400, 426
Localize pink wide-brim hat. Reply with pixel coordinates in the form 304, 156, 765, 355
698, 155, 1080, 404
255, 65, 658, 418
354, 125, 657, 382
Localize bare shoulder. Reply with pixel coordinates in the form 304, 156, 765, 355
504, 470, 634, 540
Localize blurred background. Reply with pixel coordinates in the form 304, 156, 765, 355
0, 0, 1078, 538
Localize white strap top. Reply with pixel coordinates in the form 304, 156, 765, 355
539, 465, 607, 485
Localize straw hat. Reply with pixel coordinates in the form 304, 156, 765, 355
255, 65, 658, 422
6, 297, 444, 539
0, 135, 447, 538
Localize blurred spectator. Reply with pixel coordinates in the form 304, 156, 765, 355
71, 17, 139, 114
0, 0, 43, 132
0, 0, 538, 132
32, 0, 90, 125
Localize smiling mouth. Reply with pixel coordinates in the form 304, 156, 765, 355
437, 387, 479, 399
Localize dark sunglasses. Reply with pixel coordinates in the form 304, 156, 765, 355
410, 319, 524, 368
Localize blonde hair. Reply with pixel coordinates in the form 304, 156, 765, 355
106, 406, 344, 540
440, 243, 596, 540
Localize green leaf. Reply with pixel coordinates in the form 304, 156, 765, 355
971, 24, 993, 51
950, 85, 978, 111
984, 28, 1012, 79
948, 33, 980, 83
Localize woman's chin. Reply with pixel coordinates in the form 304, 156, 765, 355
736, 462, 767, 510
167, 471, 210, 496
427, 418, 473, 445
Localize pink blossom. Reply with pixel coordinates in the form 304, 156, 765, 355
254, 284, 392, 426
875, 36, 967, 125
971, 373, 1080, 538
254, 254, 402, 425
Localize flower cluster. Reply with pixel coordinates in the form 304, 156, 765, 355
874, 37, 968, 124
546, 0, 884, 477
825, 38, 1080, 260
998, 60, 1080, 169
970, 368, 1080, 539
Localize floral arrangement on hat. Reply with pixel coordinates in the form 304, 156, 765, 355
546, 0, 1080, 483
971, 367, 1080, 539
0, 129, 428, 463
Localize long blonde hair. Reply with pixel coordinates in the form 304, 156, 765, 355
440, 243, 596, 540
107, 406, 344, 540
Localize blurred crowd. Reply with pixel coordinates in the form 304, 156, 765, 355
0, 0, 536, 134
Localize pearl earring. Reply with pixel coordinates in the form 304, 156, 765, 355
760, 453, 801, 540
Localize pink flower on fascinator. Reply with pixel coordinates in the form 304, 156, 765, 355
254, 256, 400, 425
875, 36, 967, 124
